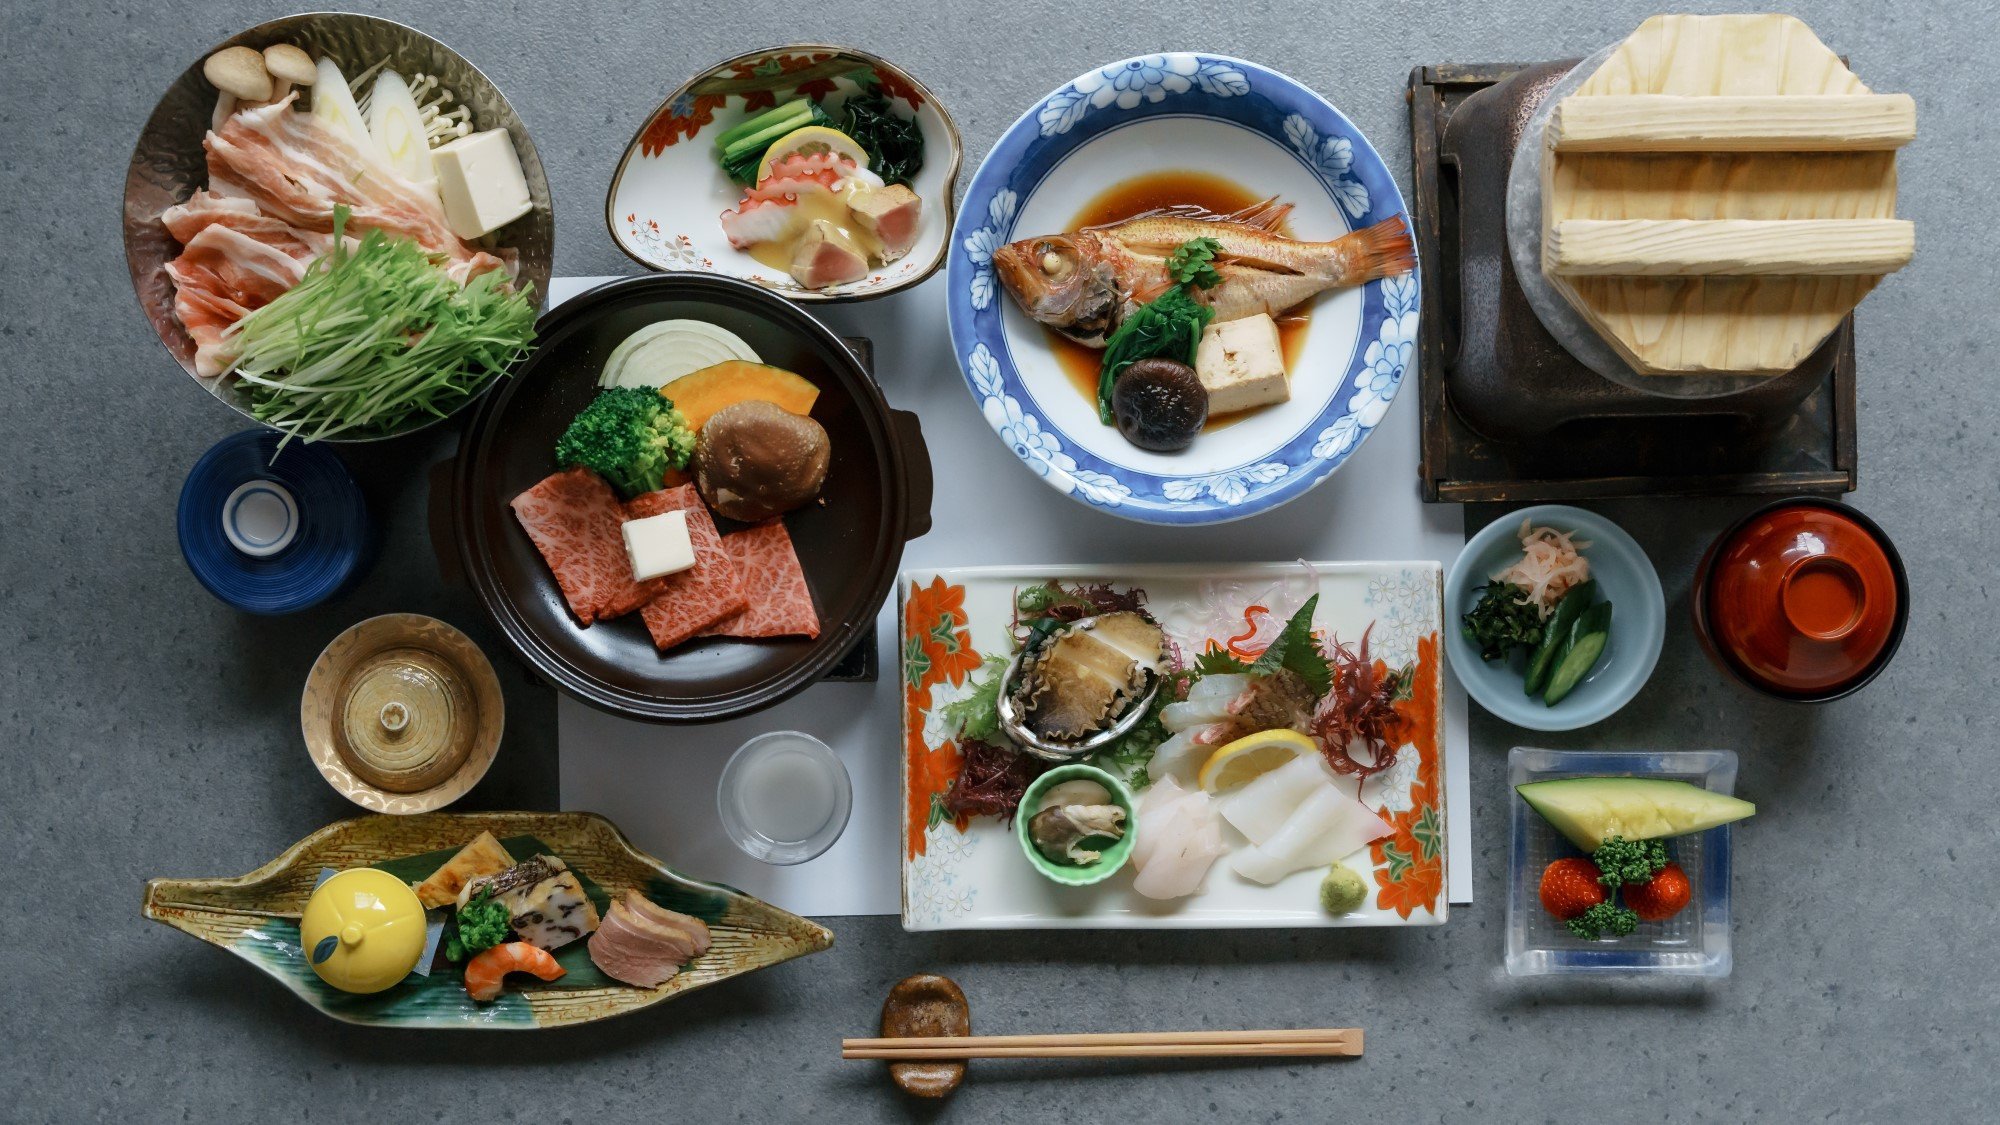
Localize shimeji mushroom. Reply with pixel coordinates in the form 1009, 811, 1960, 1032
202, 46, 272, 102
262, 44, 316, 86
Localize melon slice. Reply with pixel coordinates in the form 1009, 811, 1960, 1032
660, 361, 819, 430
1516, 776, 1755, 851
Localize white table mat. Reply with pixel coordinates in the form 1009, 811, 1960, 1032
550, 275, 1471, 916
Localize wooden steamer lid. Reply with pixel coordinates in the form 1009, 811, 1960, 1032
1539, 14, 1915, 377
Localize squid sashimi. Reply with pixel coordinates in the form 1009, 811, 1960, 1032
1129, 777, 1227, 900
1216, 755, 1331, 843
1228, 785, 1394, 886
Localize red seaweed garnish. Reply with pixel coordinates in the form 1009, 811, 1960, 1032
1308, 624, 1410, 780
1011, 581, 1151, 644
942, 739, 1047, 824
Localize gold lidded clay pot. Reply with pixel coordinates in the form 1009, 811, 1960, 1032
303, 614, 503, 813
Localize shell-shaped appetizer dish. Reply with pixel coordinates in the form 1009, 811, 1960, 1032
606, 44, 960, 302
142, 812, 834, 1029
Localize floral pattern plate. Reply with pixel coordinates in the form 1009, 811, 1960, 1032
945, 55, 1419, 523
900, 563, 1447, 930
605, 44, 960, 302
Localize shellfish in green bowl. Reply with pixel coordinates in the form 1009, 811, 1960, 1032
142, 811, 833, 1029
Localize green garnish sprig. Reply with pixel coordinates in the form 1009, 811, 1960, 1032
1566, 901, 1639, 940
1166, 236, 1224, 289
443, 889, 513, 962
1592, 836, 1670, 889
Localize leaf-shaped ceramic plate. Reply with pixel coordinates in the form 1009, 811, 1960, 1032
143, 811, 833, 1029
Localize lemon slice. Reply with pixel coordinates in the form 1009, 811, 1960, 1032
755, 125, 871, 183
1197, 729, 1319, 794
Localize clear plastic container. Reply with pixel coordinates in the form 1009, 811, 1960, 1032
716, 731, 853, 865
1506, 747, 1737, 977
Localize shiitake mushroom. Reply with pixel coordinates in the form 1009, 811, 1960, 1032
694, 399, 830, 521
1112, 358, 1208, 452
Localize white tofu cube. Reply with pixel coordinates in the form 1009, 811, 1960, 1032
431, 129, 533, 240
621, 510, 695, 582
1194, 314, 1290, 415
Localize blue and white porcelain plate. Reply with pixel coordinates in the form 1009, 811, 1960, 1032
946, 54, 1420, 525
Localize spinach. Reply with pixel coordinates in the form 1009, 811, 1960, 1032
1095, 284, 1213, 424
839, 89, 924, 187
1460, 582, 1544, 662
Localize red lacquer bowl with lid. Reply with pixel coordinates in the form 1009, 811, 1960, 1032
1693, 498, 1908, 702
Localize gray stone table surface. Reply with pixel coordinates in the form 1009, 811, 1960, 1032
2, 0, 1996, 1120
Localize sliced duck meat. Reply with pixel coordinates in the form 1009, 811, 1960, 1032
848, 183, 923, 262
625, 486, 748, 650
586, 898, 706, 989
510, 469, 665, 626
620, 890, 712, 956
700, 521, 820, 640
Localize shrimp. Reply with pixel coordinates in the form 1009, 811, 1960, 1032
462, 941, 565, 1002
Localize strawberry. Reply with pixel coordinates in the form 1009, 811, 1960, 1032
1539, 857, 1607, 920
1624, 861, 1692, 922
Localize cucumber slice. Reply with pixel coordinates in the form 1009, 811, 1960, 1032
1542, 601, 1613, 705
1524, 580, 1594, 696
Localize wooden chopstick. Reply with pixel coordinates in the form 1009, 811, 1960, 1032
841, 1028, 1361, 1060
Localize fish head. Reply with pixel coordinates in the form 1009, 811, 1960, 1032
993, 234, 1118, 340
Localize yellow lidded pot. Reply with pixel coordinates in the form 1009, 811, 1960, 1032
300, 868, 428, 994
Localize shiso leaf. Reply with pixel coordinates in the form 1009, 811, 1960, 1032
1248, 595, 1332, 697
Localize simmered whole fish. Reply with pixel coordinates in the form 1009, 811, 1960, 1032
992, 200, 1416, 345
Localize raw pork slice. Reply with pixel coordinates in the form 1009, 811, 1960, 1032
700, 520, 819, 639
626, 486, 748, 650
510, 469, 664, 626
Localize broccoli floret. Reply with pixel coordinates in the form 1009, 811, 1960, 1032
1592, 836, 1670, 889
1566, 901, 1639, 940
444, 889, 513, 962
553, 386, 696, 497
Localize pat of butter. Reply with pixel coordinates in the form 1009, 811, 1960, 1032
1194, 314, 1290, 415
621, 510, 695, 582
431, 129, 533, 240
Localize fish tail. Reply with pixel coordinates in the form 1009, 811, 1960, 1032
1328, 216, 1417, 283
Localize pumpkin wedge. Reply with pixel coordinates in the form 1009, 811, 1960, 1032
660, 361, 819, 429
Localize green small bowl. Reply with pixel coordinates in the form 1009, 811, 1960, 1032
1015, 765, 1136, 886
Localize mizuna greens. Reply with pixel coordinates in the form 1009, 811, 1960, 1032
226, 207, 536, 444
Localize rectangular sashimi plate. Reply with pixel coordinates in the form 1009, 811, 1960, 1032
899, 562, 1447, 931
